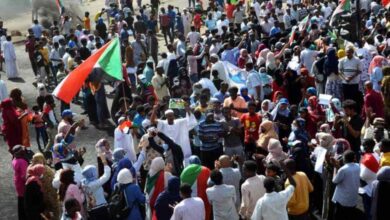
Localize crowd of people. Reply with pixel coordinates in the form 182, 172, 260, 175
2, 0, 390, 219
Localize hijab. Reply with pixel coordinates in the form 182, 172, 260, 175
26, 164, 45, 191
258, 121, 278, 149
82, 165, 98, 184
324, 48, 339, 75
317, 132, 335, 149
31, 153, 46, 165
333, 138, 351, 157
266, 138, 288, 163
266, 52, 277, 70
261, 99, 272, 114
149, 157, 165, 177
271, 98, 290, 120
240, 87, 251, 102
368, 55, 387, 74
189, 155, 201, 165
154, 177, 181, 220
111, 158, 136, 189
117, 168, 134, 184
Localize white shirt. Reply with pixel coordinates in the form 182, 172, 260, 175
251, 185, 295, 220
171, 197, 205, 220
52, 34, 65, 44
338, 56, 362, 84
240, 175, 266, 219
300, 49, 318, 72
207, 184, 239, 220
187, 31, 200, 47
157, 113, 197, 158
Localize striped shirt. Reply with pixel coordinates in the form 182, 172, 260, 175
338, 56, 362, 84
198, 120, 224, 151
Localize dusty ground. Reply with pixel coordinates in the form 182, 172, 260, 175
0, 0, 192, 218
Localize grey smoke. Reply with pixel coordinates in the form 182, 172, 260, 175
31, 0, 83, 28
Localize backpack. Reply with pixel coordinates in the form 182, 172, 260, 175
160, 14, 170, 27
108, 184, 130, 220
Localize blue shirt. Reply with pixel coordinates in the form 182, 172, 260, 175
198, 120, 224, 151
167, 10, 176, 26
332, 163, 360, 207
213, 91, 229, 103
205, 19, 217, 30
269, 27, 281, 37
31, 24, 43, 39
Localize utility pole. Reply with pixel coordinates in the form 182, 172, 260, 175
356, 0, 361, 41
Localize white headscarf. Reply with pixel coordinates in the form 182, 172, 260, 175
117, 168, 134, 184
149, 157, 165, 177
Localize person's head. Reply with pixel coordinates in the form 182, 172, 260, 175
12, 145, 26, 158
164, 109, 175, 124
33, 19, 38, 25
222, 107, 232, 120
64, 198, 81, 217
362, 138, 375, 153
61, 109, 75, 122
85, 11, 89, 17
243, 160, 257, 178
380, 138, 390, 153
179, 183, 192, 199
247, 101, 256, 115
283, 158, 296, 175
205, 111, 215, 123
210, 170, 223, 185
59, 169, 75, 201
265, 163, 280, 177
364, 80, 373, 92
229, 86, 239, 99
263, 176, 276, 193
342, 99, 357, 116
343, 150, 356, 163
218, 155, 231, 168
346, 46, 354, 59
220, 82, 229, 93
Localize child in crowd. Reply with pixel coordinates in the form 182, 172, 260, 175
31, 105, 48, 151
265, 162, 283, 192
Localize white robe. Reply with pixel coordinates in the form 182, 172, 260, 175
2, 41, 19, 79
114, 127, 137, 163
157, 113, 197, 161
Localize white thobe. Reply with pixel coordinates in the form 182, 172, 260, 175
2, 41, 19, 78
157, 114, 197, 160
114, 127, 137, 163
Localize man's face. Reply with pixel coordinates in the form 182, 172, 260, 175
166, 113, 175, 124
206, 114, 214, 123
230, 90, 238, 99
346, 49, 354, 59
248, 105, 256, 114
222, 108, 231, 119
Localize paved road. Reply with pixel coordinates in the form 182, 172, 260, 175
0, 0, 193, 218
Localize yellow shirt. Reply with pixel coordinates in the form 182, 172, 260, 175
39, 48, 49, 65
380, 152, 390, 167
285, 172, 314, 215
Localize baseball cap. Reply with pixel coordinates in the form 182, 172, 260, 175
61, 109, 76, 118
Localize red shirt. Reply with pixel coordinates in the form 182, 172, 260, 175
363, 90, 384, 119
240, 113, 262, 143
